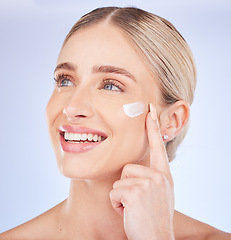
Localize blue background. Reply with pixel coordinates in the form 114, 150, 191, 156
0, 0, 231, 233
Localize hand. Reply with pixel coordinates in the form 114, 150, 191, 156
110, 103, 175, 240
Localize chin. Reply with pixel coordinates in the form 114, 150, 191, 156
59, 167, 121, 182
56, 156, 122, 181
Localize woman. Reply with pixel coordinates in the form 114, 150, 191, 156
1, 6, 230, 240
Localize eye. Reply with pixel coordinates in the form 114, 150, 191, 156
54, 74, 75, 87
101, 80, 123, 92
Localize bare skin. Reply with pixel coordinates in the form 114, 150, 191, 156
0, 197, 230, 240
1, 24, 230, 240
1, 110, 230, 239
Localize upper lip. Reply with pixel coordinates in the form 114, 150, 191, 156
59, 125, 108, 138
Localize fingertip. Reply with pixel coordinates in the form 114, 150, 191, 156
149, 103, 159, 126
148, 102, 151, 112
112, 181, 117, 189
109, 188, 114, 200
149, 103, 156, 120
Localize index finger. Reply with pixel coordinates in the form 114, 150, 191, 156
146, 103, 170, 172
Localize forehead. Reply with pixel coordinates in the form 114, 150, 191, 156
58, 24, 149, 74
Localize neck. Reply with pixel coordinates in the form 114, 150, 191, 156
61, 179, 127, 240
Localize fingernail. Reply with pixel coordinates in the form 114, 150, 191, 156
150, 103, 156, 120
149, 103, 159, 126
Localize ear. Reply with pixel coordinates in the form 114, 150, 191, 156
159, 100, 190, 142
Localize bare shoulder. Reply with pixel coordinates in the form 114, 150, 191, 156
174, 210, 231, 240
0, 200, 65, 240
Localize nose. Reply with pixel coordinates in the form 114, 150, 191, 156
63, 87, 94, 121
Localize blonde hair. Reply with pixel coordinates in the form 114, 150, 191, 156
63, 7, 197, 161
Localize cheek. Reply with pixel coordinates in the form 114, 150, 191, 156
45, 91, 66, 149
98, 99, 149, 161
114, 114, 149, 165
96, 97, 148, 138
46, 91, 64, 126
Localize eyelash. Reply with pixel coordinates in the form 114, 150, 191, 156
100, 79, 124, 92
54, 74, 73, 87
54, 74, 124, 92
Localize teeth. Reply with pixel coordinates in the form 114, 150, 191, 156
75, 133, 81, 141
87, 133, 93, 141
64, 132, 105, 142
81, 133, 87, 141
93, 134, 98, 142
65, 132, 73, 140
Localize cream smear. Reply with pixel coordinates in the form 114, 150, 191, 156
123, 102, 145, 118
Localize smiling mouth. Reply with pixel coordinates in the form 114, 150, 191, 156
61, 132, 107, 143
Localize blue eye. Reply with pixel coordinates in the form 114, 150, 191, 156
59, 79, 73, 87
103, 83, 120, 91
102, 80, 123, 92
54, 74, 75, 87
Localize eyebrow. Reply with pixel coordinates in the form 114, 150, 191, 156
92, 65, 137, 82
54, 62, 77, 74
54, 63, 137, 82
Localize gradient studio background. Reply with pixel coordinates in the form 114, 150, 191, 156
0, 0, 231, 233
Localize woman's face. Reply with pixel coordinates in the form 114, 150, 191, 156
46, 23, 162, 181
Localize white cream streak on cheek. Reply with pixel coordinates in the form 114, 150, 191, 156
123, 102, 145, 118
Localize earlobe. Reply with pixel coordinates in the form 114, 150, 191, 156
160, 100, 190, 141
